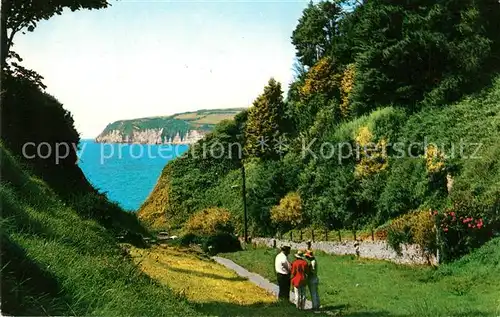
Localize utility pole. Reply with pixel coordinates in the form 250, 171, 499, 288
241, 163, 248, 243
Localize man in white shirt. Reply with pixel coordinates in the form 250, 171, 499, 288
275, 244, 291, 301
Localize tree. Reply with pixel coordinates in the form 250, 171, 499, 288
1, 0, 109, 74
342, 0, 500, 114
291, 0, 343, 67
244, 78, 289, 159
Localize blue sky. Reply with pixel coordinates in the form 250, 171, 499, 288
15, 0, 311, 138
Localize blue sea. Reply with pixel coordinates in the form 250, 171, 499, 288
77, 140, 188, 211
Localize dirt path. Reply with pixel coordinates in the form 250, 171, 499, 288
212, 256, 313, 310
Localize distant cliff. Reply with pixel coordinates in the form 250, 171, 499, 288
95, 108, 244, 144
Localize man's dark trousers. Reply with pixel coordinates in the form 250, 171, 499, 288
277, 273, 290, 301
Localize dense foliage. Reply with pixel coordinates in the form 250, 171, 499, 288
138, 0, 500, 262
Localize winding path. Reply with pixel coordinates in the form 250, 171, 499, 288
212, 256, 312, 310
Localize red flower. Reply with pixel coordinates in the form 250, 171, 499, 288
443, 227, 449, 232
450, 212, 455, 217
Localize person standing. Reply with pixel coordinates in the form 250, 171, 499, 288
291, 250, 308, 310
306, 250, 320, 310
275, 244, 291, 301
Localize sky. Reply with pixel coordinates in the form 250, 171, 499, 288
14, 0, 311, 138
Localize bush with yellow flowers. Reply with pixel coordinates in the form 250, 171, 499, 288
300, 57, 341, 99
425, 144, 445, 174
270, 192, 304, 232
354, 126, 388, 178
184, 207, 234, 236
387, 210, 436, 257
340, 63, 356, 118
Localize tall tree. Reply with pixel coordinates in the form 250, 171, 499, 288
245, 78, 288, 159
291, 0, 343, 67
344, 0, 500, 114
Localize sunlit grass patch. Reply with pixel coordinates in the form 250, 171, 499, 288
129, 245, 276, 305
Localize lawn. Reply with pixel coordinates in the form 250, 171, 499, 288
221, 241, 500, 317
129, 244, 326, 316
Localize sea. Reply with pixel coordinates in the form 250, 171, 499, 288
77, 140, 188, 211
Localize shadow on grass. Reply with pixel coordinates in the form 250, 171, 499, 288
194, 300, 414, 317
194, 300, 325, 316
167, 265, 249, 282
0, 234, 82, 316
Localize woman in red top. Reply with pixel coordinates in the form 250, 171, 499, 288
291, 250, 309, 310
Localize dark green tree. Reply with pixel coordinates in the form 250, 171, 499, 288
291, 1, 343, 67
244, 78, 289, 159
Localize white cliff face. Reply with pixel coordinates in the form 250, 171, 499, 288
95, 129, 206, 144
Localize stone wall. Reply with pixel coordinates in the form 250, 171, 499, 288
251, 237, 437, 266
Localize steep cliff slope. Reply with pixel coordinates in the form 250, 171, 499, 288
96, 108, 244, 144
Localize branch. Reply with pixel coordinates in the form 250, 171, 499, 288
5, 23, 22, 55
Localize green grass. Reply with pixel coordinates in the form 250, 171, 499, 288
221, 242, 500, 316
0, 143, 315, 316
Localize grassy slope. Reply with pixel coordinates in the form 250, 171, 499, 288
222, 242, 500, 317
0, 144, 197, 316
97, 108, 244, 139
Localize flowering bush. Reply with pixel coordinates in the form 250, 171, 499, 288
387, 210, 436, 257
270, 192, 303, 232
432, 206, 492, 262
425, 145, 445, 174
354, 126, 388, 178
184, 207, 234, 236
300, 57, 341, 99
340, 63, 356, 118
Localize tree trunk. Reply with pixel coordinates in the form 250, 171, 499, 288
338, 230, 341, 242
0, 0, 10, 70
1, 0, 10, 74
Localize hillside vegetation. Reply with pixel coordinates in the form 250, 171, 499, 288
96, 108, 245, 142
139, 0, 500, 263
0, 143, 197, 316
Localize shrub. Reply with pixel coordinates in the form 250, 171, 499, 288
177, 232, 241, 255
184, 207, 234, 236
435, 201, 495, 262
270, 192, 304, 232
387, 210, 436, 257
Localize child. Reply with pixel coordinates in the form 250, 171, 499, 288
305, 250, 320, 310
291, 250, 308, 309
